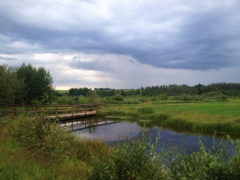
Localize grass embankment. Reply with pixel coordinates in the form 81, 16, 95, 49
0, 116, 167, 179
1, 115, 240, 179
0, 116, 108, 179
98, 101, 240, 136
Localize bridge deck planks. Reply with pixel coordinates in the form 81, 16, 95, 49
0, 103, 107, 121
46, 110, 97, 120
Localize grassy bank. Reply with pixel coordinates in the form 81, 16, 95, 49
0, 116, 108, 179
0, 116, 167, 179
98, 101, 240, 136
1, 115, 240, 179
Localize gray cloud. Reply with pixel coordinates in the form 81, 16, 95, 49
1, 1, 240, 70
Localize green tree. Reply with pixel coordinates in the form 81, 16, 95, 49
112, 93, 124, 101
17, 64, 54, 104
0, 64, 25, 104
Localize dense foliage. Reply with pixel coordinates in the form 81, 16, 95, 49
67, 83, 240, 99
0, 64, 25, 104
69, 87, 90, 96
17, 64, 54, 104
0, 64, 54, 105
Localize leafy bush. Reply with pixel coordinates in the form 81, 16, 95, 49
113, 136, 167, 179
0, 64, 25, 104
55, 96, 75, 105
10, 116, 109, 162
90, 133, 168, 180
217, 95, 228, 102
112, 94, 124, 101
168, 137, 240, 180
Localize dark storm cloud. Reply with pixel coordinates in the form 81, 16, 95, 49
0, 0, 240, 70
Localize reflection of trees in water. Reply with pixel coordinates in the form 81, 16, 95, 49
85, 119, 98, 134
88, 126, 96, 133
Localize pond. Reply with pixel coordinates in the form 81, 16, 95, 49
63, 117, 236, 155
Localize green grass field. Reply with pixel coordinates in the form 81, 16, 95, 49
100, 99, 240, 135
107, 100, 240, 116
148, 102, 240, 117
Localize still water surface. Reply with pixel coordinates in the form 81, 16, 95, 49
71, 117, 236, 155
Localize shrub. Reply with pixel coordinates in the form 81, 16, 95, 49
112, 94, 124, 101
113, 136, 167, 179
90, 133, 168, 180
168, 137, 240, 180
10, 116, 109, 162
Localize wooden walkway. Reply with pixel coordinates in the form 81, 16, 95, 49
0, 103, 107, 121
47, 110, 97, 120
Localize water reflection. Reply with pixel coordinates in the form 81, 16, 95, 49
70, 118, 236, 155
73, 121, 142, 142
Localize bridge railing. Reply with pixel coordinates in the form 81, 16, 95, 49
0, 103, 107, 118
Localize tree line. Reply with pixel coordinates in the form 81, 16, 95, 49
2, 63, 240, 105
68, 83, 240, 98
0, 64, 54, 105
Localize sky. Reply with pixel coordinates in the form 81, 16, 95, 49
0, 0, 240, 89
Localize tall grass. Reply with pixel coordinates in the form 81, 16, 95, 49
0, 116, 110, 179
99, 105, 240, 136
0, 136, 60, 180
0, 116, 168, 179
1, 115, 240, 179
168, 136, 240, 179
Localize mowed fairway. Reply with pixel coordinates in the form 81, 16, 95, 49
151, 102, 240, 117
117, 100, 240, 117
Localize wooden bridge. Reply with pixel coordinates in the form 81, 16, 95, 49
0, 103, 107, 121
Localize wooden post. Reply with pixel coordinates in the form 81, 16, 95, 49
72, 120, 73, 130
36, 106, 38, 116
56, 106, 58, 116
34, 106, 36, 116
72, 106, 74, 118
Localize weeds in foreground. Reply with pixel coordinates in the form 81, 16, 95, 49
1, 116, 240, 179
168, 136, 240, 179
91, 131, 169, 180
